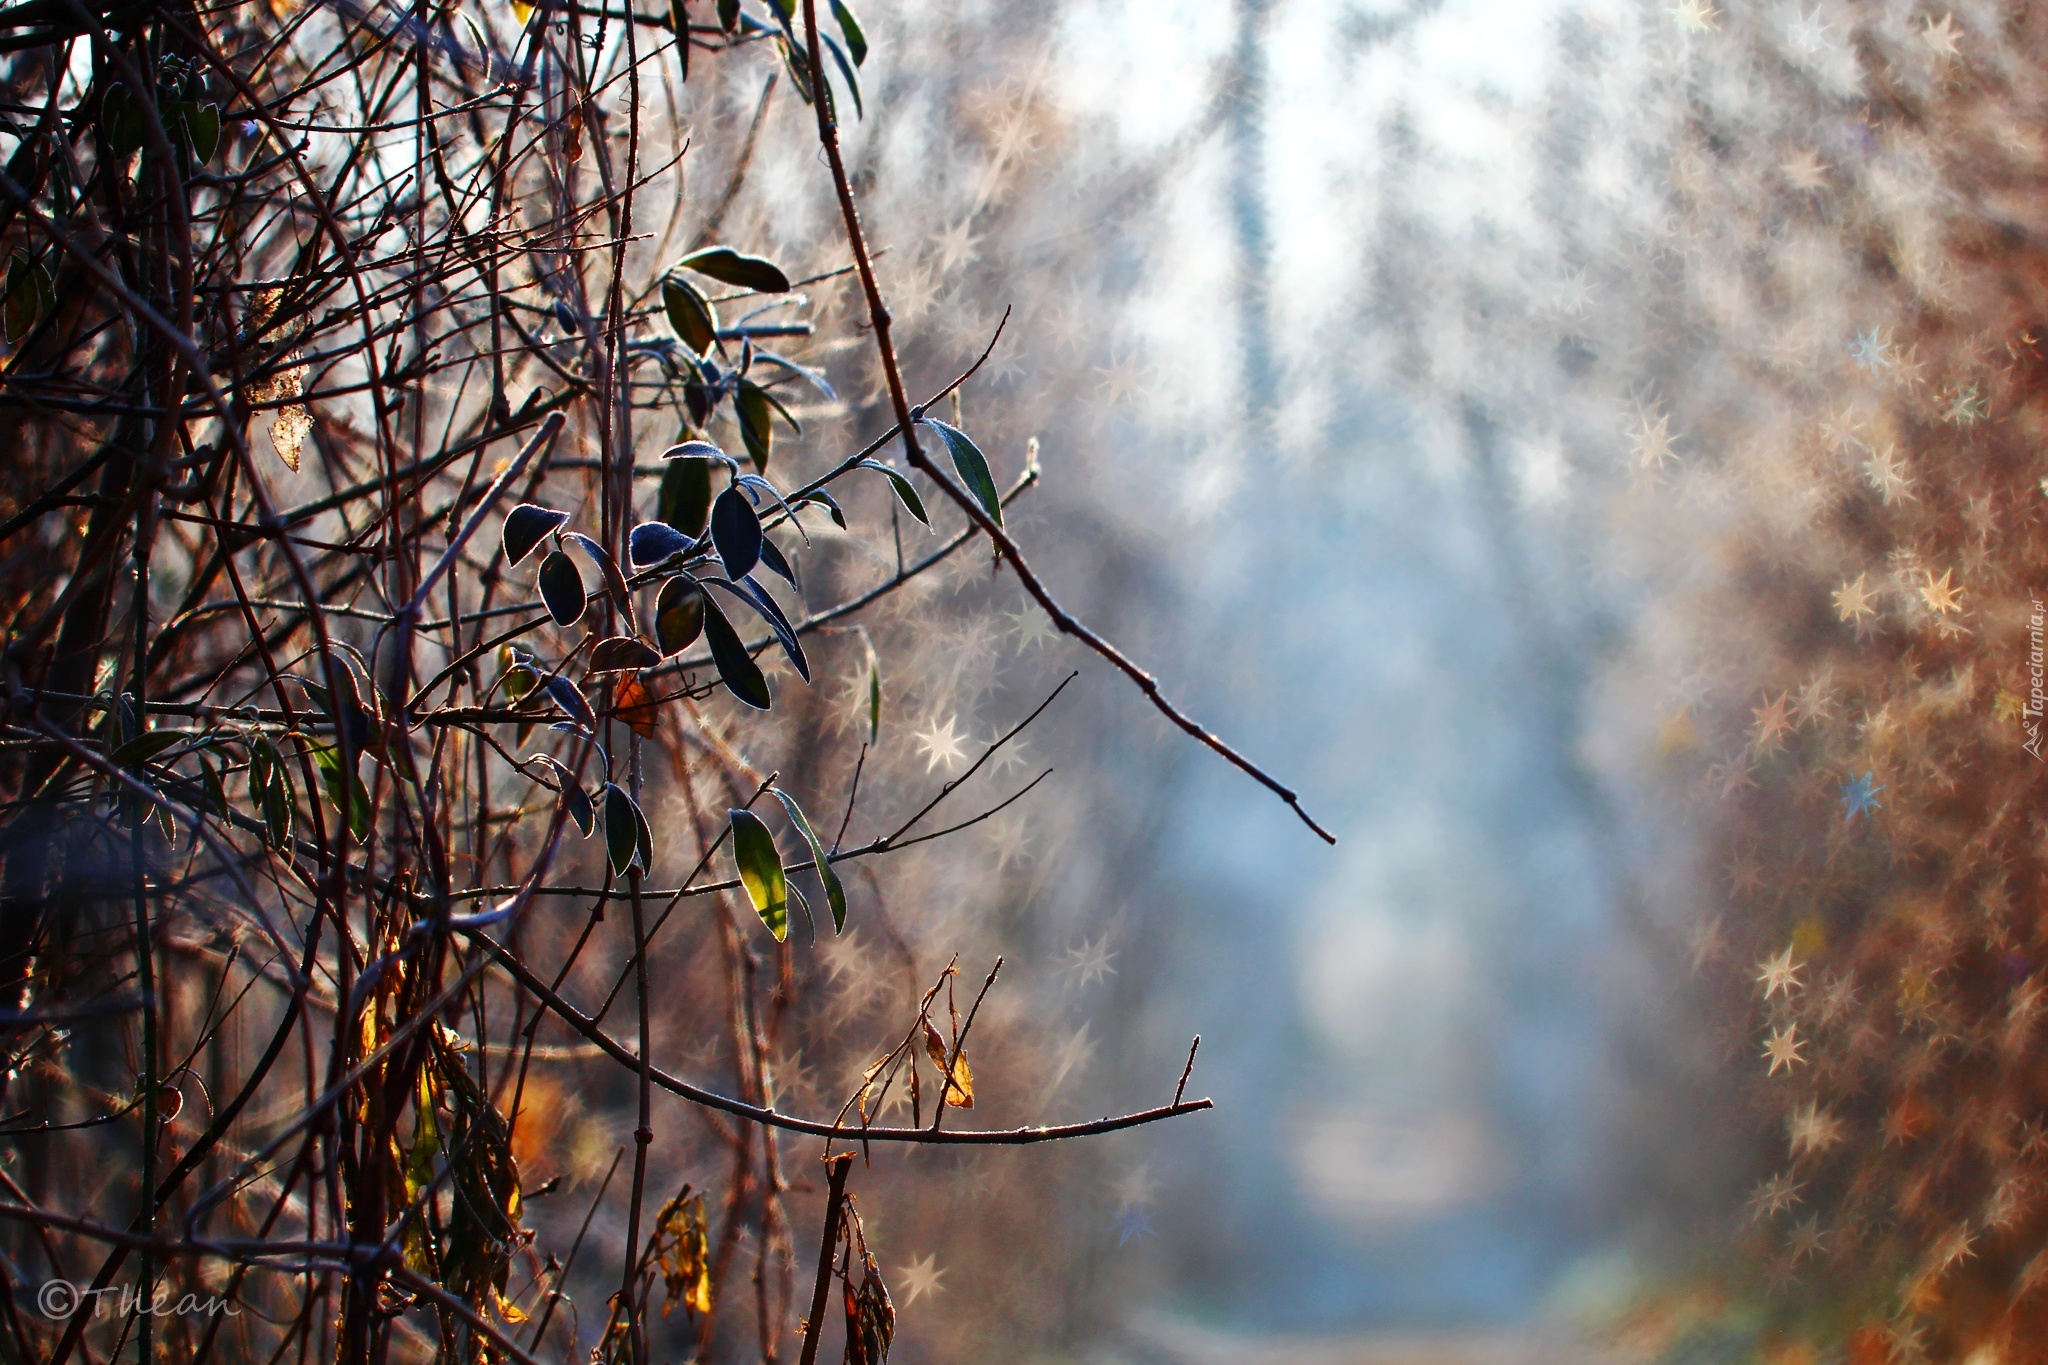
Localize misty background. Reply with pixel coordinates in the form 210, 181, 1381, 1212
976, 0, 1680, 1348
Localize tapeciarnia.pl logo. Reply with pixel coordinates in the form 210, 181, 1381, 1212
2027, 599, 2045, 762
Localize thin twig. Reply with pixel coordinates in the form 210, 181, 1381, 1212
795, 0, 1333, 846
795, 1152, 852, 1365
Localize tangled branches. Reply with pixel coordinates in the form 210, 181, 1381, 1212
0, 0, 1313, 1359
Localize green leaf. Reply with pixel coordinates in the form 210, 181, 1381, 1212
248, 738, 294, 850
679, 246, 791, 294
757, 381, 803, 435
528, 754, 593, 836
307, 742, 370, 838
537, 550, 586, 626
819, 30, 863, 120
630, 520, 694, 568
831, 0, 867, 64
654, 576, 706, 656
659, 454, 715, 536
184, 102, 220, 163
563, 532, 636, 630
710, 485, 762, 579
3, 253, 51, 344
542, 675, 596, 730
716, 0, 738, 30
197, 755, 229, 820
705, 575, 808, 680
588, 636, 662, 673
101, 82, 145, 159
603, 783, 641, 876
735, 378, 774, 470
728, 808, 787, 940
858, 630, 881, 742
771, 789, 845, 932
405, 1063, 442, 1217
111, 729, 194, 767
662, 275, 718, 354
305, 666, 380, 759
756, 533, 798, 591
795, 489, 846, 529
565, 781, 594, 837
858, 459, 929, 526
500, 661, 538, 700
787, 879, 812, 934
776, 31, 820, 108
920, 418, 1002, 527
503, 503, 569, 565
700, 593, 770, 709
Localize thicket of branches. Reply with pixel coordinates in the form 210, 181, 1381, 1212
0, 0, 1325, 1360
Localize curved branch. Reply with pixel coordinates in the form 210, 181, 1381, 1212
464, 928, 1211, 1144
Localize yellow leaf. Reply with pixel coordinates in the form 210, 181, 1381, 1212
270, 404, 311, 472
945, 1051, 973, 1108
248, 344, 311, 471
922, 1020, 972, 1108
654, 1189, 711, 1317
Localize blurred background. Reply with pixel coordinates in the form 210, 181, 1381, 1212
2, 0, 2023, 1351
641, 0, 2015, 1355
704, 0, 1726, 1357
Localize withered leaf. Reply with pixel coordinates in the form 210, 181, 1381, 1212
921, 1020, 973, 1108
614, 673, 662, 739
844, 1255, 895, 1365
653, 1188, 711, 1318
270, 403, 311, 472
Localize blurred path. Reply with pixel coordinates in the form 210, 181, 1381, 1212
1111, 1317, 1631, 1365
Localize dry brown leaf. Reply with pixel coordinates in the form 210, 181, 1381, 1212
614, 674, 662, 738
921, 1019, 972, 1108
654, 1189, 710, 1318
254, 347, 310, 471
270, 404, 311, 471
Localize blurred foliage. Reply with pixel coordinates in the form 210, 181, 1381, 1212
1562, 0, 2048, 1359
